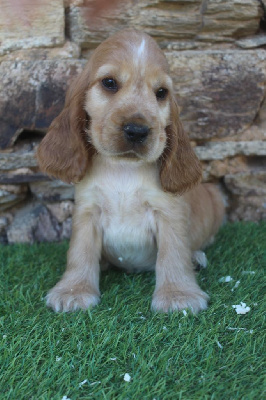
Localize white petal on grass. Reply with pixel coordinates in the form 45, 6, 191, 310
225, 276, 233, 282
62, 396, 71, 400
182, 310, 187, 316
226, 326, 248, 332
227, 327, 246, 331
79, 379, 88, 388
217, 341, 223, 349
227, 327, 253, 334
242, 271, 255, 275
232, 302, 251, 314
56, 356, 62, 362
110, 357, 117, 361
219, 276, 233, 283
231, 280, 241, 291
124, 373, 131, 382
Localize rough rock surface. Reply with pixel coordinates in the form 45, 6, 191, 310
194, 141, 266, 160
0, 60, 86, 149
224, 171, 266, 197
46, 201, 74, 223
167, 50, 266, 139
228, 195, 266, 222
30, 180, 74, 202
7, 201, 73, 244
66, 0, 261, 49
0, 0, 65, 55
0, 184, 28, 212
0, 41, 81, 62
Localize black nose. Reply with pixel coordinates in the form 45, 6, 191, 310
123, 123, 149, 144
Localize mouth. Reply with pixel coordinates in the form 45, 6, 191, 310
112, 150, 141, 160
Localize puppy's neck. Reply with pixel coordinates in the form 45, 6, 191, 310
94, 153, 156, 171
85, 154, 161, 190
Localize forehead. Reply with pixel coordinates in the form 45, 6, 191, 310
90, 30, 169, 78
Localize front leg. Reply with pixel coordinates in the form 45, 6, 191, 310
152, 212, 209, 313
46, 208, 102, 312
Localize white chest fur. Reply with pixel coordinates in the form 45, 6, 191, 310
76, 156, 162, 272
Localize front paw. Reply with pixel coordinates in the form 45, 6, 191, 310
151, 285, 209, 313
46, 283, 100, 312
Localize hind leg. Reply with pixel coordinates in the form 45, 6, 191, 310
192, 250, 208, 271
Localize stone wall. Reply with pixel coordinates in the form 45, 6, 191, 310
0, 0, 265, 243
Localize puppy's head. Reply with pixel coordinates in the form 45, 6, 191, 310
37, 29, 201, 193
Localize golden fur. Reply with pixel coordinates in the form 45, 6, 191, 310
37, 29, 225, 313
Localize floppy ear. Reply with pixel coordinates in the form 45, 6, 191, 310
159, 97, 202, 194
37, 68, 95, 183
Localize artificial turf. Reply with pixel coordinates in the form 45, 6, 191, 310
0, 222, 265, 400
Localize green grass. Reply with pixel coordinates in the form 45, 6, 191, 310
0, 222, 265, 400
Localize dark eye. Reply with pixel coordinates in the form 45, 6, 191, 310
156, 88, 168, 100
102, 77, 118, 92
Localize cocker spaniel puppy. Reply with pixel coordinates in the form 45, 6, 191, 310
37, 29, 225, 313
